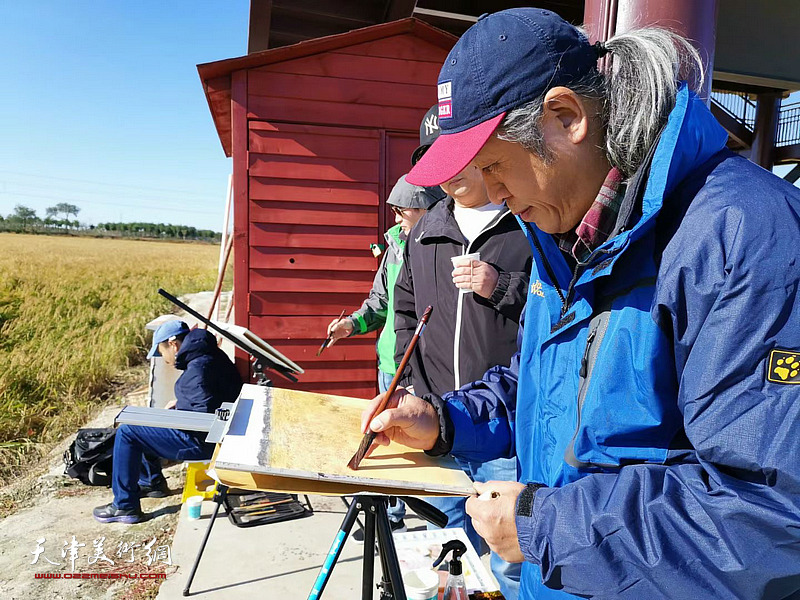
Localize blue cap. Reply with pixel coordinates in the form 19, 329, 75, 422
147, 320, 190, 359
407, 8, 599, 186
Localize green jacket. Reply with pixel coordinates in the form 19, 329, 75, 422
350, 225, 405, 374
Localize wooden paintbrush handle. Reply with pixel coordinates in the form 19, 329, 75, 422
373, 305, 432, 414
347, 305, 432, 470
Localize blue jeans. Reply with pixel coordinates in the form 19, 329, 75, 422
426, 456, 521, 600
378, 369, 405, 524
112, 424, 213, 511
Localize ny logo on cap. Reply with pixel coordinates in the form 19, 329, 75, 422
424, 113, 439, 136
438, 81, 453, 119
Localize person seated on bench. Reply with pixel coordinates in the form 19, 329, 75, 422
93, 320, 242, 524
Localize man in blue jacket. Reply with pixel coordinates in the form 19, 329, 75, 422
94, 320, 242, 524
362, 9, 800, 599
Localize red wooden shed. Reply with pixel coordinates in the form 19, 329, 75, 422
198, 18, 456, 398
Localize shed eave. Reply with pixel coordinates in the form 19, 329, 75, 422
198, 17, 457, 157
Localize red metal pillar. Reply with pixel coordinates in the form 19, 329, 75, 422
584, 0, 719, 99
751, 93, 781, 169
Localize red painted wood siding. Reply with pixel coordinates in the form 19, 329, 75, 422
238, 33, 449, 398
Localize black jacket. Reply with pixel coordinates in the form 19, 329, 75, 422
393, 198, 531, 397
174, 329, 243, 414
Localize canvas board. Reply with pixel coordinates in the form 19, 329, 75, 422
212, 384, 474, 496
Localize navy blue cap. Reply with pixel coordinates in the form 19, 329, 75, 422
407, 8, 598, 186
147, 320, 190, 359
411, 104, 440, 166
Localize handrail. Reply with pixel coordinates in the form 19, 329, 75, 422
777, 100, 800, 147
711, 91, 800, 148
710, 90, 757, 131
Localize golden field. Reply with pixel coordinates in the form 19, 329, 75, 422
0, 233, 222, 483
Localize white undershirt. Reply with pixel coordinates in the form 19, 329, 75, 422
453, 202, 505, 244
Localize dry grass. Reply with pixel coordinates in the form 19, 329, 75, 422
0, 233, 221, 484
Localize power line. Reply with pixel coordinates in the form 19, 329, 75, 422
0, 191, 220, 216
0, 181, 220, 210
0, 169, 227, 199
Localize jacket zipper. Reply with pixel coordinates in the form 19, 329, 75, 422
579, 329, 596, 378
453, 242, 467, 389
453, 208, 513, 389
526, 223, 568, 312
564, 311, 615, 469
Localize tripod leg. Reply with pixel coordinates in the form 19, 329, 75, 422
361, 505, 376, 600
340, 496, 366, 534
375, 500, 407, 600
308, 496, 362, 600
182, 484, 228, 597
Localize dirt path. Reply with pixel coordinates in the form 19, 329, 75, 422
0, 385, 185, 600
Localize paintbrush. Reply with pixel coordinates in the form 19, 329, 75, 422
317, 309, 347, 356
237, 509, 276, 520
235, 498, 295, 511
347, 305, 433, 470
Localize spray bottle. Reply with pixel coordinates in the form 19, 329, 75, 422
432, 540, 468, 600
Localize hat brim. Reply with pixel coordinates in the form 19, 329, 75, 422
410, 144, 429, 166
146, 343, 161, 360
406, 113, 505, 186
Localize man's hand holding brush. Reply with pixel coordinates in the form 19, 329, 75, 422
359, 388, 439, 455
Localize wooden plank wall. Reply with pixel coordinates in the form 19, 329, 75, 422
241, 33, 447, 398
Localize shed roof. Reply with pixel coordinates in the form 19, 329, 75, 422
198, 17, 457, 157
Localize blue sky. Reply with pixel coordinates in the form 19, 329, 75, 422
0, 1, 249, 231
1, 4, 797, 231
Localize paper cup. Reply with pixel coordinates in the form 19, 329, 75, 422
450, 252, 481, 295
186, 495, 204, 520
403, 568, 439, 600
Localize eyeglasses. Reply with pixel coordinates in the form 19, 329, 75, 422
390, 206, 410, 217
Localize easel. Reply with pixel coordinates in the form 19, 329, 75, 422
117, 289, 308, 596
309, 495, 447, 600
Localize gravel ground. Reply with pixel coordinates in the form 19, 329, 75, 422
0, 384, 184, 600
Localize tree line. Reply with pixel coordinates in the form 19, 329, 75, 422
1, 203, 220, 242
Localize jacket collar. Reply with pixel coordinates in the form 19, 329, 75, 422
384, 224, 405, 258
521, 84, 730, 262
604, 83, 730, 249
175, 329, 217, 371
417, 196, 513, 246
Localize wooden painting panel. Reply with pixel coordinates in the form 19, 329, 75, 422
213, 385, 474, 496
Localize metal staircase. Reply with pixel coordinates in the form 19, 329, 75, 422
710, 90, 800, 169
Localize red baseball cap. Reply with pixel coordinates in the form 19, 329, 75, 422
406, 113, 505, 186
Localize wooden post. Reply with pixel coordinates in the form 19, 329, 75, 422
216, 174, 233, 320
231, 69, 250, 381
585, 0, 719, 100
751, 93, 782, 170
205, 233, 234, 325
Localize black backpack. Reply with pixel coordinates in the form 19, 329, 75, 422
63, 428, 115, 486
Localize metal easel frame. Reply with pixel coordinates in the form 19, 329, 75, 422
114, 289, 308, 595
309, 495, 447, 600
